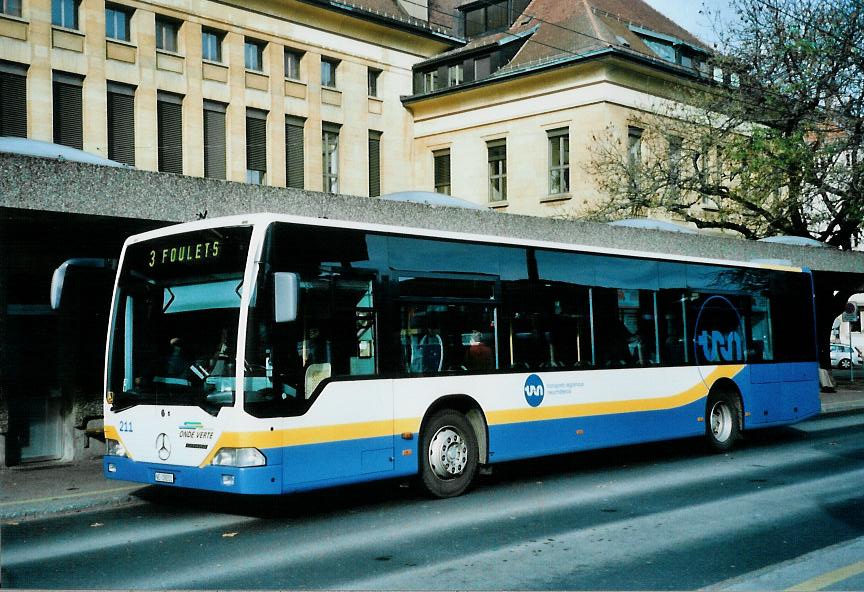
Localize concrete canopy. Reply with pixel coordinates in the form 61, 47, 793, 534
2, 153, 863, 282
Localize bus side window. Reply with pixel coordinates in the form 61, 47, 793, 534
401, 303, 496, 374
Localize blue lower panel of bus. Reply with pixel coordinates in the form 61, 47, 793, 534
104, 456, 284, 494
488, 398, 707, 463
104, 434, 416, 495
738, 363, 820, 427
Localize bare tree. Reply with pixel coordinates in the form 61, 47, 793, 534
586, 0, 864, 250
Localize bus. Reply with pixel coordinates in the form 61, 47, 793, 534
101, 213, 819, 498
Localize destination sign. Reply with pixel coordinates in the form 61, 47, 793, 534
123, 227, 252, 282
148, 240, 221, 268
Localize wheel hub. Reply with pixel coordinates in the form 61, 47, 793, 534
710, 401, 733, 442
428, 426, 468, 479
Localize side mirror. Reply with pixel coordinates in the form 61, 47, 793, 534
50, 258, 117, 310
273, 272, 299, 323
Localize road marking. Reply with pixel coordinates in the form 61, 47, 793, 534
787, 560, 864, 591
0, 485, 141, 508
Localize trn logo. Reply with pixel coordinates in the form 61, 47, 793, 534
696, 330, 744, 363
524, 374, 545, 407
694, 295, 746, 365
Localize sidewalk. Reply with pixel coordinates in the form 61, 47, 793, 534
2, 381, 864, 522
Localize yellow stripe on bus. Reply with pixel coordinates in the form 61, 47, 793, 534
199, 365, 744, 467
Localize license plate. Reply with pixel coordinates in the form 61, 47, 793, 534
154, 471, 175, 484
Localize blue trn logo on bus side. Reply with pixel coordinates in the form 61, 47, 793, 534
524, 374, 545, 407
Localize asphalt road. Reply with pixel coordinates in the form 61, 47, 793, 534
3, 411, 864, 590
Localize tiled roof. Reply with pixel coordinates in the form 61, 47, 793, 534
299, 0, 460, 38
421, 0, 713, 74
429, 0, 462, 32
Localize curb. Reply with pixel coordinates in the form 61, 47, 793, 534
0, 486, 145, 522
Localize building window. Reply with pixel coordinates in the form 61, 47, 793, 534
107, 82, 135, 166
322, 122, 340, 193
155, 17, 179, 53
105, 4, 131, 41
246, 108, 267, 185
1, 0, 22, 17
548, 128, 569, 195
203, 100, 226, 179
53, 72, 83, 149
245, 38, 265, 72
0, 65, 27, 138
52, 0, 78, 29
368, 130, 381, 197
463, 0, 526, 37
285, 115, 305, 189
423, 70, 437, 92
321, 58, 338, 88
448, 64, 463, 87
285, 48, 303, 80
202, 29, 223, 63
487, 139, 506, 202
628, 126, 643, 192
433, 149, 450, 195
642, 37, 676, 62
157, 91, 183, 174
368, 67, 381, 97
627, 126, 642, 169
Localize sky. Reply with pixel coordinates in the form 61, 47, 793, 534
643, 0, 736, 48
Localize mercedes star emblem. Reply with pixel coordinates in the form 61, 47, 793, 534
156, 433, 171, 461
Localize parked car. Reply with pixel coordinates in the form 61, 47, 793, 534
830, 343, 863, 368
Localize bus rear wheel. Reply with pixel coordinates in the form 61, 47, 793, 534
706, 391, 740, 452
419, 409, 479, 498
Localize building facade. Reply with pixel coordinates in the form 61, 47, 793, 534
1, 0, 722, 210
0, 0, 458, 195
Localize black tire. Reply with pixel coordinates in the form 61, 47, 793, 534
705, 391, 741, 452
418, 409, 479, 498
839, 358, 851, 369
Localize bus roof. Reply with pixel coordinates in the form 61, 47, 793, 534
123, 212, 807, 273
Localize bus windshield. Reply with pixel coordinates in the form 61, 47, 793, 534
107, 226, 253, 414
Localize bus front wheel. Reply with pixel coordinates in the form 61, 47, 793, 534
419, 409, 479, 498
706, 391, 741, 452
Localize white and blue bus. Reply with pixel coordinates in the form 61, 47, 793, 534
102, 214, 819, 498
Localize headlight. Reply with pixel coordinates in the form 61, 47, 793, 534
210, 447, 266, 467
106, 438, 127, 457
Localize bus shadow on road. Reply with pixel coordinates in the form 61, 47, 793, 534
130, 477, 417, 520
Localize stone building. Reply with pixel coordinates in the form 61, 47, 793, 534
1, 0, 721, 211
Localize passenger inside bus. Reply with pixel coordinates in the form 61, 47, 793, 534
464, 330, 493, 371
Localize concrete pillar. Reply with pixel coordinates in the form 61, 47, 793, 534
0, 236, 8, 467
269, 42, 286, 187
226, 31, 246, 183
183, 21, 205, 177
82, 0, 108, 157
28, 0, 53, 142
135, 9, 158, 171
306, 52, 323, 192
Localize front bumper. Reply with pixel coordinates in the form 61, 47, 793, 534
104, 456, 283, 494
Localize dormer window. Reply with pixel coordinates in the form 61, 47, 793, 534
461, 0, 531, 38
630, 24, 709, 73
642, 37, 676, 62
